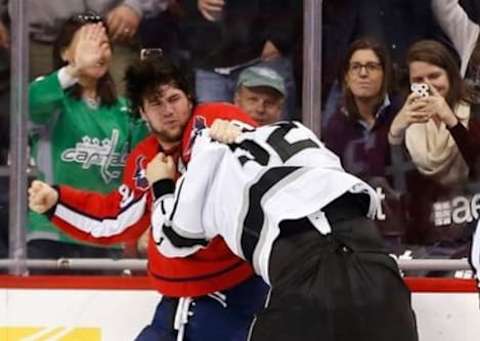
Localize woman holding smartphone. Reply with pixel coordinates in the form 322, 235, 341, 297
388, 39, 480, 259
388, 40, 479, 185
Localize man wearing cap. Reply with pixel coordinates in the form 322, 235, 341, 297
234, 66, 286, 126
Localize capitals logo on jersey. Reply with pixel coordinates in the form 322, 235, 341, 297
181, 102, 258, 164
183, 116, 207, 163
133, 155, 149, 190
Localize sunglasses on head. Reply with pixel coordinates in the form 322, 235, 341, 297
140, 48, 164, 60
72, 13, 103, 25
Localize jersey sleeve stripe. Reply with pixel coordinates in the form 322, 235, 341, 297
168, 177, 186, 221
163, 224, 209, 248
54, 194, 148, 238
241, 166, 302, 263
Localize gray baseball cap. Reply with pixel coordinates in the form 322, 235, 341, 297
236, 66, 286, 96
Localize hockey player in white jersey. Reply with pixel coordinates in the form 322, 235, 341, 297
147, 121, 418, 341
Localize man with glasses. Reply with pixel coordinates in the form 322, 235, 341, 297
28, 54, 268, 340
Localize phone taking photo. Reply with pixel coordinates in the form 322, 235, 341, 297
411, 83, 429, 98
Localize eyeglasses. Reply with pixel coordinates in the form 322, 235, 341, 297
71, 12, 103, 24
140, 48, 164, 60
349, 62, 382, 74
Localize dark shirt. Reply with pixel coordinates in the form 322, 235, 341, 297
323, 97, 399, 180
180, 0, 299, 69
321, 0, 447, 105
448, 107, 480, 179
323, 96, 408, 244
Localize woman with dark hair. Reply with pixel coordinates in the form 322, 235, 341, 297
324, 38, 396, 178
323, 38, 404, 247
27, 12, 147, 262
388, 39, 480, 257
389, 39, 479, 186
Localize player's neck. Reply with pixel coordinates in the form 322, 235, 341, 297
157, 138, 180, 153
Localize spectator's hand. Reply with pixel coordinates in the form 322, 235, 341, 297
261, 40, 281, 61
425, 82, 459, 127
146, 153, 176, 185
198, 0, 225, 21
209, 119, 242, 144
107, 5, 140, 42
0, 21, 9, 49
389, 92, 431, 142
28, 180, 59, 214
68, 23, 111, 77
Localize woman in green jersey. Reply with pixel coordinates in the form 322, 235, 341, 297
27, 12, 147, 265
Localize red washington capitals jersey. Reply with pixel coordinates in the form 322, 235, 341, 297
50, 102, 257, 297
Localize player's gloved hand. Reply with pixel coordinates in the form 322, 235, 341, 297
146, 152, 176, 186
209, 119, 242, 144
28, 180, 59, 214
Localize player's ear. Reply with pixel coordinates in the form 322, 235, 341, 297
139, 106, 147, 121
233, 91, 240, 105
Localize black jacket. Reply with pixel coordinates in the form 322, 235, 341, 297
180, 0, 299, 69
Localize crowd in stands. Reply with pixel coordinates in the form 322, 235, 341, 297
0, 0, 479, 279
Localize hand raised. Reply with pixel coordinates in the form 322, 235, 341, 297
209, 119, 242, 144
424, 82, 458, 127
28, 180, 59, 214
72, 23, 110, 72
388, 92, 432, 143
107, 5, 140, 42
394, 92, 432, 125
146, 153, 176, 186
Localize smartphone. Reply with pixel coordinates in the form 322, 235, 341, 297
410, 83, 429, 98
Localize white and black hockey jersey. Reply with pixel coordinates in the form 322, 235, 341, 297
152, 122, 380, 283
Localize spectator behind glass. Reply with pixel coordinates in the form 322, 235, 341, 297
28, 54, 270, 340
321, 0, 447, 126
27, 13, 147, 265
432, 0, 480, 100
323, 38, 405, 249
0, 0, 168, 92
180, 0, 299, 120
234, 66, 285, 126
388, 40, 480, 260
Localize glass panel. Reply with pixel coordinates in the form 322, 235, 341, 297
3, 1, 302, 275
321, 0, 480, 277
4, 0, 478, 277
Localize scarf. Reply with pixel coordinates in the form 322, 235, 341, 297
405, 102, 471, 186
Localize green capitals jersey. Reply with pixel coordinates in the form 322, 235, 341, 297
28, 70, 148, 245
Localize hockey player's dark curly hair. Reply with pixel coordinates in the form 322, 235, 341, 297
125, 54, 195, 118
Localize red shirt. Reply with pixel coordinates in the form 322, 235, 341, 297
51, 102, 258, 297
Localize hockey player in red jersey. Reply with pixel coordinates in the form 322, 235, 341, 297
28, 55, 268, 340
